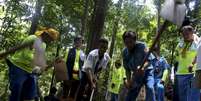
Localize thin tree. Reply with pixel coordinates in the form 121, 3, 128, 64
86, 0, 109, 54
109, 0, 123, 58
29, 0, 43, 35
80, 0, 89, 36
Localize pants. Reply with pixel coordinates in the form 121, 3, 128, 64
111, 92, 118, 101
77, 71, 90, 101
126, 69, 156, 101
118, 85, 128, 101
154, 79, 165, 101
6, 59, 37, 101
175, 74, 200, 101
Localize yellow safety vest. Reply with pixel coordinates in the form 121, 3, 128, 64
10, 35, 46, 73
108, 64, 125, 94
176, 42, 197, 74
64, 48, 81, 80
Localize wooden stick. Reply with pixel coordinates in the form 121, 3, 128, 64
90, 89, 95, 101
139, 20, 169, 70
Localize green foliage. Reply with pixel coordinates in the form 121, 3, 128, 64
0, 0, 201, 100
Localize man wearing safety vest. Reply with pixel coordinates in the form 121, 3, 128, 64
108, 59, 125, 101
174, 25, 200, 101
62, 35, 85, 100
81, 38, 110, 101
152, 49, 170, 101
6, 28, 59, 101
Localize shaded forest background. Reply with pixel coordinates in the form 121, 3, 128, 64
0, 0, 200, 100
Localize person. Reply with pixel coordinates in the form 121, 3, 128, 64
80, 38, 110, 101
174, 25, 200, 101
195, 35, 201, 89
122, 31, 156, 101
108, 59, 125, 101
152, 49, 170, 101
5, 28, 59, 101
62, 35, 85, 100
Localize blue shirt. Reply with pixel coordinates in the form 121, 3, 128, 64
152, 56, 170, 79
122, 42, 153, 72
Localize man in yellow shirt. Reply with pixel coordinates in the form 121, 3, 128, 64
5, 28, 59, 101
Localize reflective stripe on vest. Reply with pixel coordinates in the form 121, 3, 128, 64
72, 49, 80, 80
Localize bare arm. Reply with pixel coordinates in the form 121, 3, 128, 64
0, 41, 34, 58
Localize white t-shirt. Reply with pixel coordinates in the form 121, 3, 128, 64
82, 49, 110, 73
33, 37, 47, 69
197, 41, 201, 70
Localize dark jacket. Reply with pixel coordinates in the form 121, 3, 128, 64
66, 48, 85, 80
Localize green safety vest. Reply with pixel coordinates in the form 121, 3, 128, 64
73, 49, 80, 80
176, 42, 197, 74
10, 35, 46, 73
108, 64, 125, 94
64, 48, 81, 80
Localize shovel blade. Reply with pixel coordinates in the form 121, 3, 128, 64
160, 0, 187, 27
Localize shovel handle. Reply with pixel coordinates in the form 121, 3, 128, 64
90, 89, 95, 101
139, 20, 169, 70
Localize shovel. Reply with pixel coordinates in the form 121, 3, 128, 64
131, 0, 187, 88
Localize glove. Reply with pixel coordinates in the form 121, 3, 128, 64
32, 66, 42, 75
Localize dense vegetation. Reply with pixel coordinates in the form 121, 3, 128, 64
0, 0, 200, 100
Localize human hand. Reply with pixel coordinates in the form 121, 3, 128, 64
32, 66, 42, 75
55, 57, 63, 63
125, 79, 133, 89
91, 82, 96, 89
188, 64, 194, 73
136, 68, 145, 76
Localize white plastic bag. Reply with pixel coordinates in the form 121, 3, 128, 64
175, 0, 185, 3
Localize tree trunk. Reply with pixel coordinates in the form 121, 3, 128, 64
80, 0, 89, 36
155, 0, 161, 55
109, 0, 123, 58
86, 0, 109, 54
29, 0, 43, 35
